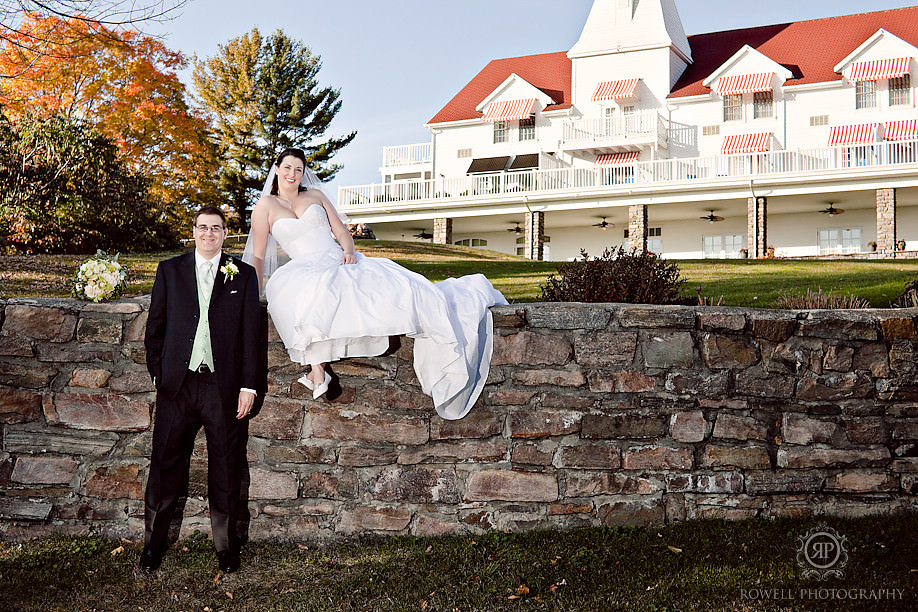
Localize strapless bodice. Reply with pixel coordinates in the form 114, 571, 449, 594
271, 204, 341, 261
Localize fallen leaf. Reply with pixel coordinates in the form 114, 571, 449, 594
297, 544, 309, 550
110, 545, 124, 557
667, 546, 682, 554
213, 572, 222, 584
425, 545, 432, 553
419, 600, 428, 610
515, 584, 529, 596
507, 595, 519, 600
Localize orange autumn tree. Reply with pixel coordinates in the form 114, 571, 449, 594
0, 13, 218, 228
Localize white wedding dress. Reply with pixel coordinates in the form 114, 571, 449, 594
265, 203, 508, 420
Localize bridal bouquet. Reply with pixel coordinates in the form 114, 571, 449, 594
72, 251, 127, 302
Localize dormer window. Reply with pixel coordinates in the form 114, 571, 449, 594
890, 74, 911, 106
519, 116, 536, 141
856, 81, 877, 109
493, 121, 509, 144
753, 91, 773, 118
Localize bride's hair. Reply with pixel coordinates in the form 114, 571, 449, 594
270, 148, 310, 195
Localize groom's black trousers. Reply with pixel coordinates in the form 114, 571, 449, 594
144, 369, 246, 555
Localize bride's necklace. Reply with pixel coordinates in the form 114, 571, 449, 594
276, 194, 297, 213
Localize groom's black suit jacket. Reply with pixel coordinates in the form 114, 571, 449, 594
145, 251, 266, 409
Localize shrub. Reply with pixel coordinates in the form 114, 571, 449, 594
771, 288, 870, 309
540, 247, 685, 304
892, 279, 918, 308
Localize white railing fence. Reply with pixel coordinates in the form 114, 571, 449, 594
339, 140, 918, 208
382, 143, 432, 167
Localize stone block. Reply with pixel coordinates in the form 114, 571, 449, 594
248, 397, 304, 440
300, 470, 356, 499
824, 471, 897, 493
697, 312, 746, 332
822, 345, 854, 371
573, 331, 636, 367
83, 465, 143, 499
853, 343, 891, 378
796, 372, 873, 401
123, 311, 147, 343
3, 423, 118, 455
581, 414, 666, 439
486, 389, 536, 406
525, 304, 610, 329
11, 455, 79, 485
492, 331, 572, 366
555, 442, 620, 469
36, 344, 118, 363
109, 370, 155, 394
464, 469, 558, 502
751, 317, 796, 342
745, 470, 825, 494
492, 307, 526, 329
564, 472, 661, 497
711, 414, 769, 442
797, 314, 878, 341
665, 370, 729, 397
0, 334, 33, 357
539, 392, 596, 410
0, 362, 59, 389
596, 499, 664, 526
892, 421, 918, 440
511, 443, 555, 466
891, 457, 918, 472
880, 317, 916, 340
81, 302, 142, 314
511, 368, 586, 387
411, 513, 464, 537
334, 358, 396, 380
700, 444, 771, 469
781, 413, 843, 445
77, 317, 122, 344
397, 440, 507, 465
358, 385, 432, 411
338, 445, 399, 467
902, 473, 918, 494
248, 468, 299, 499
509, 410, 580, 439
310, 408, 428, 445
431, 410, 503, 440
618, 307, 694, 329
670, 411, 709, 443
261, 501, 336, 517
365, 467, 459, 503
0, 388, 42, 424
666, 472, 743, 494
548, 503, 594, 515
337, 506, 411, 533
845, 418, 887, 445
735, 367, 795, 399
45, 392, 150, 432
641, 332, 694, 368
70, 369, 111, 389
623, 445, 693, 470
614, 371, 656, 393
0, 498, 53, 521
700, 333, 759, 369
3, 305, 77, 342
777, 446, 890, 469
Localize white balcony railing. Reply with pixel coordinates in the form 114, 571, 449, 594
562, 110, 664, 148
382, 143, 432, 168
339, 140, 918, 208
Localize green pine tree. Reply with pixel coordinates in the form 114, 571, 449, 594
192, 28, 356, 231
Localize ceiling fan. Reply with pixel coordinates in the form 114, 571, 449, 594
507, 222, 523, 233
700, 210, 725, 223
412, 229, 433, 239
819, 202, 845, 215
592, 217, 613, 230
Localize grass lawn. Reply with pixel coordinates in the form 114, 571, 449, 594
0, 516, 914, 611
2, 241, 918, 307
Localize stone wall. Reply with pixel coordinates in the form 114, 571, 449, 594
1, 298, 916, 543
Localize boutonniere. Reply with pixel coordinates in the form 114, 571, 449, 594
220, 259, 239, 281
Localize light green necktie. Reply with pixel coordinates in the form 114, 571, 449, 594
189, 260, 215, 371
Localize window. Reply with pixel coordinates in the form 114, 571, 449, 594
723, 94, 742, 122
493, 121, 509, 144
455, 238, 488, 247
603, 107, 616, 136
457, 148, 472, 158
810, 115, 829, 127
855, 81, 877, 109
818, 228, 862, 255
519, 116, 535, 141
753, 91, 773, 119
705, 234, 744, 258
516, 235, 525, 257
890, 74, 911, 106
702, 125, 721, 136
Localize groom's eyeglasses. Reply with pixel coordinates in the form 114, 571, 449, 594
195, 225, 225, 233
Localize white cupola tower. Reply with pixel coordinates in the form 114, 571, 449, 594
568, 0, 692, 109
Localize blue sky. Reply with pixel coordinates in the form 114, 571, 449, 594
146, 1, 918, 192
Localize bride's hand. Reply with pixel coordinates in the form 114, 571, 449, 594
341, 253, 357, 265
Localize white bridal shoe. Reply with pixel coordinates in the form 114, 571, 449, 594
313, 372, 332, 400
297, 374, 315, 391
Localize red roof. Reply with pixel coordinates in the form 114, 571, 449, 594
670, 7, 918, 98
428, 51, 571, 125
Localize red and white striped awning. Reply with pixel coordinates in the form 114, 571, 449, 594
848, 57, 911, 82
482, 98, 537, 122
595, 151, 640, 165
828, 123, 879, 146
721, 133, 771, 154
592, 78, 640, 101
715, 73, 773, 96
885, 119, 918, 141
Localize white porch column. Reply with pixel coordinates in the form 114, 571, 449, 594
747, 197, 767, 258
876, 188, 896, 257
524, 211, 544, 260
433, 218, 453, 245
628, 204, 647, 253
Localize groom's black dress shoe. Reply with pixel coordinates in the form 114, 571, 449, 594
217, 549, 240, 573
139, 546, 164, 572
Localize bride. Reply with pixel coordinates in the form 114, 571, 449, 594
243, 148, 508, 420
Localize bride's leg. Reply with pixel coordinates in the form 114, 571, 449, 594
309, 363, 326, 386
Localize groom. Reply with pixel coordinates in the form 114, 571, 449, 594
142, 206, 265, 573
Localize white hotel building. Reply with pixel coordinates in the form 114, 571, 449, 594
337, 0, 918, 261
